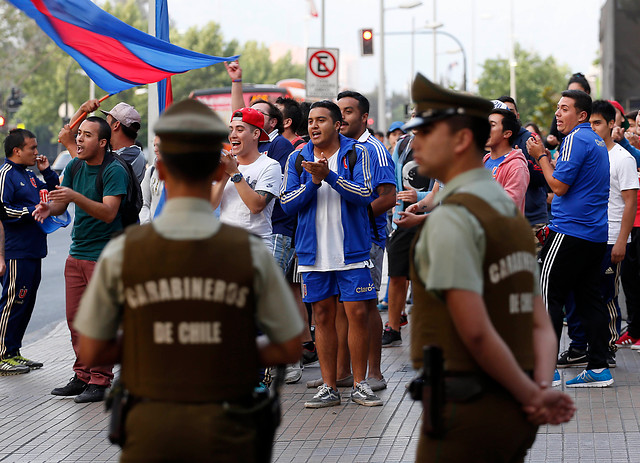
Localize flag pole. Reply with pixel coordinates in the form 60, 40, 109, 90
148, 0, 159, 161
67, 93, 112, 131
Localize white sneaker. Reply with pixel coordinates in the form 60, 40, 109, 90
284, 361, 303, 384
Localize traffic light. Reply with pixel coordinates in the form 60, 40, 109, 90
6, 88, 22, 112
0, 115, 5, 129
361, 29, 373, 56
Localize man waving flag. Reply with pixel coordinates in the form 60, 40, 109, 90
7, 0, 239, 95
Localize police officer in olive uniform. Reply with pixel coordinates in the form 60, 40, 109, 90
406, 74, 575, 462
74, 99, 304, 463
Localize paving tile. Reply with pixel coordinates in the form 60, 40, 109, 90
3, 314, 640, 462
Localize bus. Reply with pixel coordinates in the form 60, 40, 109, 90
190, 79, 307, 122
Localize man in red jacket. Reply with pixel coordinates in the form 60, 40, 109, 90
483, 108, 530, 213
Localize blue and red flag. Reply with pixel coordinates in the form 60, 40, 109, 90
155, 0, 172, 114
7, 0, 239, 95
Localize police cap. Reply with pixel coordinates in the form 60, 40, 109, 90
154, 99, 228, 155
403, 73, 493, 131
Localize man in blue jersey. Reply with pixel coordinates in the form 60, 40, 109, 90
280, 100, 382, 408
335, 90, 395, 391
527, 90, 612, 387
0, 129, 59, 374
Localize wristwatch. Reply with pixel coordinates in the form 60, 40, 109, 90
230, 172, 243, 183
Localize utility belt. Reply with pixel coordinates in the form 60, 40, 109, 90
106, 366, 286, 463
409, 346, 532, 439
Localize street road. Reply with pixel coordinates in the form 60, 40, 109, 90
22, 207, 73, 345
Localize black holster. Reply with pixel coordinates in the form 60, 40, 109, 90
224, 365, 285, 463
105, 379, 133, 447
420, 345, 446, 438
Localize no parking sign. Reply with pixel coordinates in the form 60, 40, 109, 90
306, 47, 339, 99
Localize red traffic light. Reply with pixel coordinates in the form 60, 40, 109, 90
361, 29, 373, 56
0, 116, 5, 127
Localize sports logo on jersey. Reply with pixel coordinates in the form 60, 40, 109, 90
30, 178, 37, 188
19, 287, 28, 299
343, 158, 349, 169
595, 138, 606, 147
301, 283, 307, 298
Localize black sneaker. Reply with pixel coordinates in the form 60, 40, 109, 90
74, 384, 108, 403
556, 347, 588, 369
399, 313, 408, 327
302, 345, 319, 365
51, 375, 88, 396
12, 353, 43, 369
381, 327, 402, 347
607, 352, 616, 369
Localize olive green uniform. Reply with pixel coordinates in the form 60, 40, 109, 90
74, 198, 304, 462
411, 168, 540, 463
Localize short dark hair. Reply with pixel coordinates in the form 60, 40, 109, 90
626, 110, 638, 121
442, 115, 491, 153
298, 102, 312, 137
161, 149, 222, 182
252, 99, 284, 134
490, 108, 521, 145
4, 128, 35, 157
310, 100, 342, 124
497, 95, 518, 112
567, 72, 591, 94
275, 97, 302, 134
85, 116, 112, 152
591, 100, 616, 124
337, 90, 370, 115
120, 121, 140, 140
561, 89, 592, 120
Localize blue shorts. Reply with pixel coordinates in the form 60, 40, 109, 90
301, 268, 377, 303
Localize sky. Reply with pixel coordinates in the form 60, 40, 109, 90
166, 0, 607, 96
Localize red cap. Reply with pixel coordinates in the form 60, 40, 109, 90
230, 108, 270, 142
608, 100, 630, 130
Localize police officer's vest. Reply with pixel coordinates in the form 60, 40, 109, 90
410, 193, 536, 373
120, 223, 259, 403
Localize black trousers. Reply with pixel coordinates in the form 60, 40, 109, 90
621, 227, 640, 339
539, 231, 608, 370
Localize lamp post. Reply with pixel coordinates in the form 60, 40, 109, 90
424, 21, 443, 83
386, 28, 467, 91
379, 0, 422, 132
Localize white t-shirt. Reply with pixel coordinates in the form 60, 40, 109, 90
298, 150, 369, 273
607, 143, 639, 244
219, 154, 282, 250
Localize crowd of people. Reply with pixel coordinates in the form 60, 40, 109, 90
0, 62, 638, 460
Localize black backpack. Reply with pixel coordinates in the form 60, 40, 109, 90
69, 151, 143, 227
294, 146, 379, 241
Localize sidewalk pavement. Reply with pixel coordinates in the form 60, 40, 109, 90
1, 314, 640, 463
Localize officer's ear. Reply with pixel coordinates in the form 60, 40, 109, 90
452, 127, 474, 155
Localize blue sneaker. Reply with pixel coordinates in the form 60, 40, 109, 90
552, 369, 561, 387
566, 369, 613, 388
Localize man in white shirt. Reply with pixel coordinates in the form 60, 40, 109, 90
560, 100, 639, 369
590, 100, 638, 361
280, 100, 382, 408
211, 108, 282, 251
